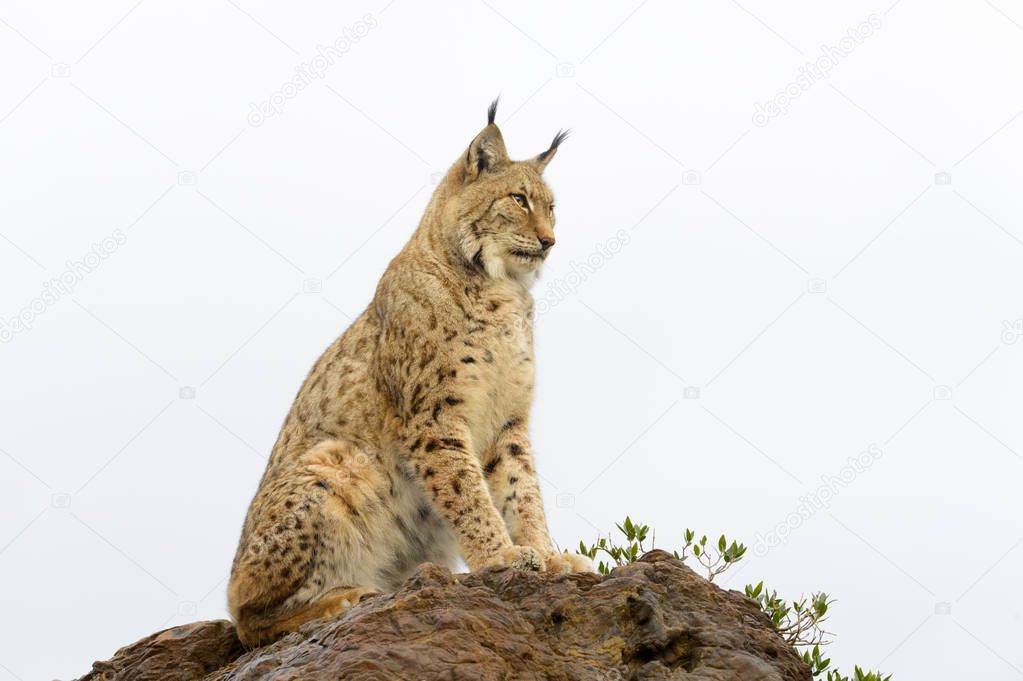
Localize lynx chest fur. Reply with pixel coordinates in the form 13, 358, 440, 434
456, 278, 535, 454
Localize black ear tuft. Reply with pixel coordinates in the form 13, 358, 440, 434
538, 129, 570, 162
487, 98, 499, 126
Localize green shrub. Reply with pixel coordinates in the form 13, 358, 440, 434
577, 517, 891, 680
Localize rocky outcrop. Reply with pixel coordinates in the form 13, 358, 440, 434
76, 551, 810, 680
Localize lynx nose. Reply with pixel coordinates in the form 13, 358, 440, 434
539, 235, 555, 251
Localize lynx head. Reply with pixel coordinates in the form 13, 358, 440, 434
436, 99, 566, 284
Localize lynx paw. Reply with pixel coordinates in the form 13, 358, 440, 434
488, 545, 544, 571
321, 585, 381, 614
545, 552, 596, 575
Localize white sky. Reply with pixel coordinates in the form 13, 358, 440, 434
2, 1, 1022, 679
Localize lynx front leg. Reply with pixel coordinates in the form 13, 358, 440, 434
483, 417, 594, 575
482, 417, 552, 550
403, 416, 542, 572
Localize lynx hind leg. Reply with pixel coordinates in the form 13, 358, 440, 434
232, 585, 379, 648
227, 439, 386, 647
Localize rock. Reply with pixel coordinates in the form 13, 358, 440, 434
75, 620, 244, 681
75, 552, 811, 680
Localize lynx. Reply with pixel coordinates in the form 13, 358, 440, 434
227, 100, 593, 647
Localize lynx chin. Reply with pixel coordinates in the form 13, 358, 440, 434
227, 99, 593, 647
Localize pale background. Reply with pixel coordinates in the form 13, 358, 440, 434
1, 1, 1021, 679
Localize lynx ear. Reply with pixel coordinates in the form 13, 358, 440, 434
464, 98, 508, 182
533, 129, 569, 173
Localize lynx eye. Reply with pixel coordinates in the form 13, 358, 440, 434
511, 194, 528, 209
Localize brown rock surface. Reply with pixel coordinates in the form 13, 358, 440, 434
75, 619, 245, 681
76, 551, 811, 680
